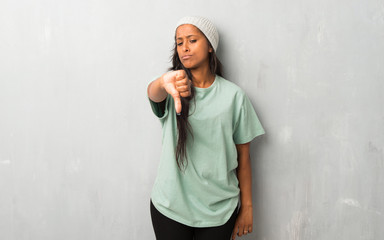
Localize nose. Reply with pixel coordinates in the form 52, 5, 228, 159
182, 42, 189, 52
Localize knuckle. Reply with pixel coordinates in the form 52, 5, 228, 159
178, 86, 186, 91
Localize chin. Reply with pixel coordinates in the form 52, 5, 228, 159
181, 63, 194, 69
181, 62, 198, 70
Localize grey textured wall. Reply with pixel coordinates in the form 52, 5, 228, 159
1, 0, 383, 239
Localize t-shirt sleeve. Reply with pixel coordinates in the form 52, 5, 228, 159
233, 92, 265, 144
148, 95, 170, 119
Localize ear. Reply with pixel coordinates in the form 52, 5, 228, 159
208, 47, 213, 53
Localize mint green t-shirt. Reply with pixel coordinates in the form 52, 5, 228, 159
148, 75, 265, 227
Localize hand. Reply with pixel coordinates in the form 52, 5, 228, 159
161, 70, 191, 114
232, 205, 253, 239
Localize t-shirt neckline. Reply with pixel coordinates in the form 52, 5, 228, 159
194, 75, 218, 93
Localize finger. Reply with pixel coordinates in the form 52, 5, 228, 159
176, 85, 189, 92
172, 92, 182, 115
231, 227, 237, 240
176, 70, 186, 80
243, 225, 252, 235
175, 77, 189, 87
231, 233, 236, 240
238, 224, 245, 237
167, 85, 182, 114
180, 91, 190, 98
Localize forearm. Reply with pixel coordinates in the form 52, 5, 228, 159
147, 76, 168, 102
232, 143, 254, 239
237, 154, 253, 207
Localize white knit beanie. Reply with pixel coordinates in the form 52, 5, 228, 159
176, 16, 219, 52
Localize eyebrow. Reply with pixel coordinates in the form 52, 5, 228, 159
176, 35, 198, 40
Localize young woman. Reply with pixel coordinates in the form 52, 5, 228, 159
147, 16, 265, 240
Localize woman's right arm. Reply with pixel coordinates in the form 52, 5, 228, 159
147, 76, 168, 103
147, 70, 191, 114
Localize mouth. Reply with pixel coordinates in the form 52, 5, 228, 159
181, 55, 192, 60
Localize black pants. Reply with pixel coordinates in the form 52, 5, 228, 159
150, 200, 238, 240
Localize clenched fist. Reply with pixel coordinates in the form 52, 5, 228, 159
161, 70, 192, 115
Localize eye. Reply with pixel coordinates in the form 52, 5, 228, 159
190, 39, 196, 43
177, 42, 183, 46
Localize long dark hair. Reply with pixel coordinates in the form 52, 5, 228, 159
168, 38, 224, 171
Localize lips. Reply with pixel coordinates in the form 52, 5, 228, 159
181, 55, 192, 60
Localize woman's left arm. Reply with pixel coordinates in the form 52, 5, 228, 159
232, 142, 253, 240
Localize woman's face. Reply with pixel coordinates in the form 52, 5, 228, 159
175, 24, 213, 70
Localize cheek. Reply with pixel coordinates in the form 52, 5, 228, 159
176, 48, 184, 59
196, 42, 209, 56
200, 45, 210, 59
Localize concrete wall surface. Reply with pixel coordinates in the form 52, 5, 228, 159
0, 0, 383, 239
